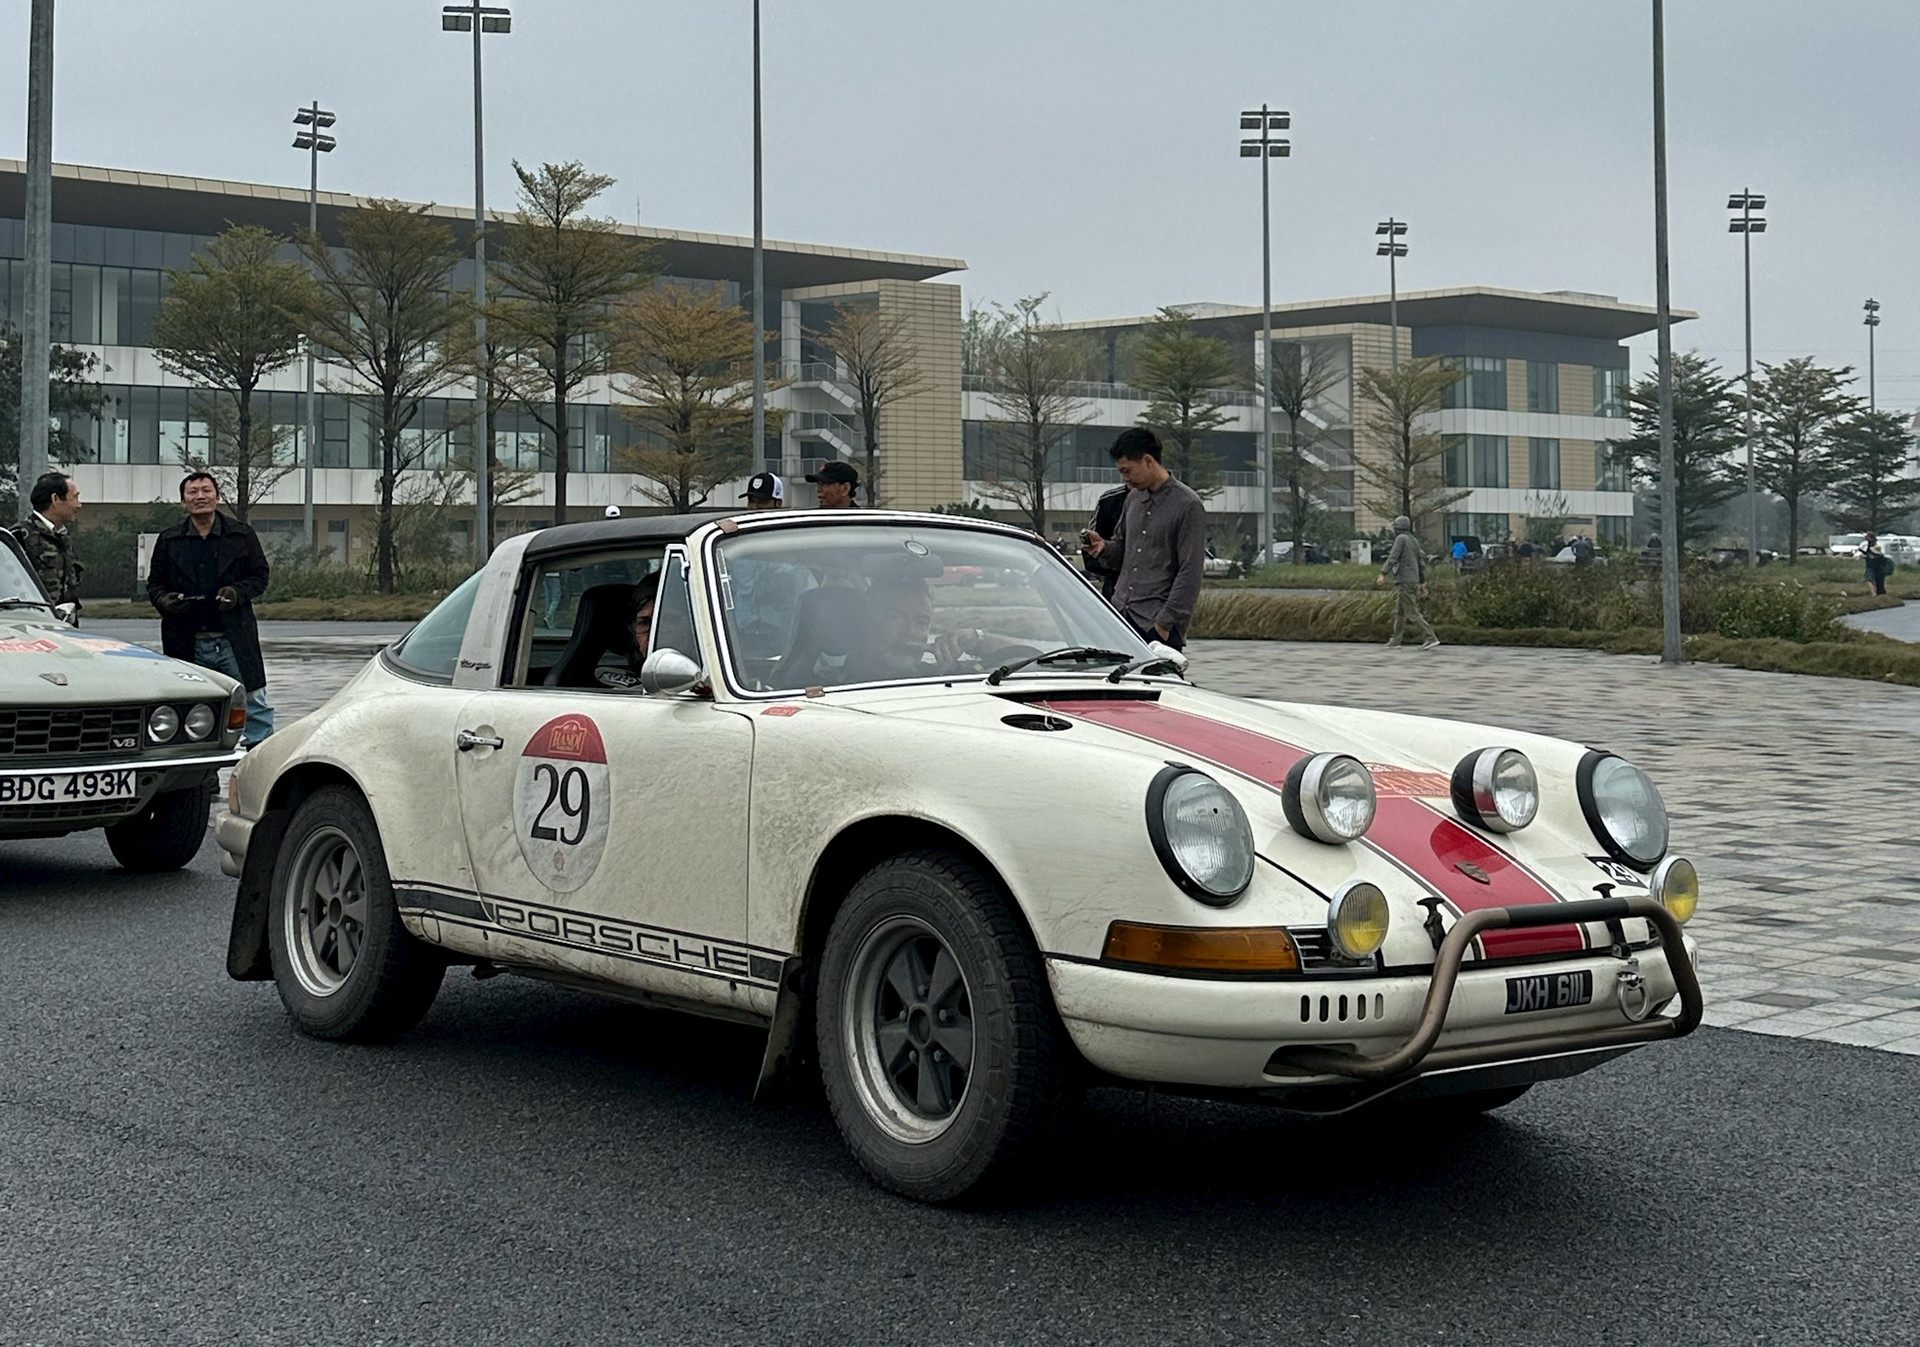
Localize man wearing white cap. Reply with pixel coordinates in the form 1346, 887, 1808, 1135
742, 472, 785, 511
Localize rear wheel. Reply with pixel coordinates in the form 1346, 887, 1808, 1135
816, 851, 1069, 1203
266, 785, 443, 1042
104, 778, 213, 871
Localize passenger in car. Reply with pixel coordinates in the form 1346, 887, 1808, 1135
596, 572, 662, 689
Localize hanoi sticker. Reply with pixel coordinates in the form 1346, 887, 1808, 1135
513, 714, 612, 893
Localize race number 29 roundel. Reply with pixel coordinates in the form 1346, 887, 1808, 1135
513, 714, 612, 892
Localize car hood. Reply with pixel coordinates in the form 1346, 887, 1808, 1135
0, 613, 239, 702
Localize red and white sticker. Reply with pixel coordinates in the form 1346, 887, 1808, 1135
0, 638, 60, 654
512, 714, 611, 893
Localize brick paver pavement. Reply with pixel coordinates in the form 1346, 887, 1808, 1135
1189, 639, 1920, 1053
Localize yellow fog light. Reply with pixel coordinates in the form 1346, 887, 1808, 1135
1650, 855, 1698, 925
1327, 880, 1391, 959
1102, 921, 1301, 974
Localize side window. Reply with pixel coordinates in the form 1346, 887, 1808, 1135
508, 550, 663, 690
388, 570, 485, 683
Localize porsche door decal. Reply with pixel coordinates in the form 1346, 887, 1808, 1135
513, 714, 612, 892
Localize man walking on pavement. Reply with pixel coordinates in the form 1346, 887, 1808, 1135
1082, 427, 1205, 650
147, 471, 275, 745
1376, 514, 1439, 650
10, 471, 84, 621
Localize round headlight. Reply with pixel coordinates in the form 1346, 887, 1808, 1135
1147, 768, 1257, 904
1650, 855, 1698, 924
1578, 752, 1669, 868
1282, 753, 1376, 844
1327, 881, 1391, 960
183, 703, 218, 741
1452, 747, 1538, 832
147, 705, 180, 743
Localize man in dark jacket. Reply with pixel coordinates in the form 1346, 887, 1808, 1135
10, 471, 85, 619
1081, 484, 1128, 598
147, 471, 275, 745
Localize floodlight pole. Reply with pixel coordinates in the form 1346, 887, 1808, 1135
1864, 299, 1880, 411
751, 0, 766, 482
19, 0, 55, 503
1728, 190, 1765, 568
294, 102, 336, 553
444, 2, 508, 561
1376, 219, 1408, 374
1652, 0, 1681, 665
1241, 106, 1289, 565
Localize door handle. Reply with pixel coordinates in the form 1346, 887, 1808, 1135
456, 729, 504, 752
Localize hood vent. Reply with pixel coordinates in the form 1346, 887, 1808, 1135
1002, 713, 1071, 733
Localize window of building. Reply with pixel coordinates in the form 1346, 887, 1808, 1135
1526, 362, 1559, 414
1593, 366, 1628, 418
1529, 438, 1561, 491
1594, 440, 1632, 491
1439, 355, 1507, 411
1596, 515, 1632, 545
1447, 511, 1511, 545
1443, 434, 1508, 488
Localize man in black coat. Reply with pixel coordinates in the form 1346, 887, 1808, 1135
147, 471, 275, 745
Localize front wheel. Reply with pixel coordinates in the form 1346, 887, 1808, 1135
104, 778, 213, 871
266, 785, 444, 1042
816, 851, 1069, 1203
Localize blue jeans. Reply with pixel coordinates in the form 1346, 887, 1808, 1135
192, 633, 275, 745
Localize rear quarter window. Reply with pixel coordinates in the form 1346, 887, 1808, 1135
388, 570, 485, 683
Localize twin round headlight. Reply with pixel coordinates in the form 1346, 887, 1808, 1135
147, 703, 221, 743
1146, 767, 1257, 905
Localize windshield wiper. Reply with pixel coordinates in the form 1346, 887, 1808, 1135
986, 646, 1134, 686
1106, 653, 1187, 683
0, 596, 52, 610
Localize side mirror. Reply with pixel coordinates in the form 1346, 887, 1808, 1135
640, 648, 704, 696
1147, 640, 1189, 674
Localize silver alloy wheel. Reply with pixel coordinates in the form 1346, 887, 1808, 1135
840, 914, 978, 1144
283, 824, 368, 998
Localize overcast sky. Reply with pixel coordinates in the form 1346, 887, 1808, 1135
5, 0, 1917, 405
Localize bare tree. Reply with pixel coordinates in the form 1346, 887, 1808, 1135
1354, 357, 1468, 537
973, 295, 1092, 536
813, 304, 925, 505
488, 161, 653, 525
301, 200, 465, 592
174, 397, 298, 516
445, 295, 539, 540
615, 284, 759, 512
1268, 338, 1344, 562
149, 225, 314, 522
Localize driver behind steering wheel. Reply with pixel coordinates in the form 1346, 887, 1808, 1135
855, 574, 977, 680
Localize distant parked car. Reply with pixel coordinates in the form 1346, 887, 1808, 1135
1829, 533, 1867, 558
1203, 548, 1233, 578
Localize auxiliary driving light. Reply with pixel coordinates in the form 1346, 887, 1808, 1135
1650, 855, 1698, 924
1327, 880, 1391, 960
1282, 753, 1377, 844
147, 705, 180, 743
1451, 747, 1538, 832
1578, 752, 1669, 868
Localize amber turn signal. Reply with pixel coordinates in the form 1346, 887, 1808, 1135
227, 704, 248, 731
1102, 921, 1302, 973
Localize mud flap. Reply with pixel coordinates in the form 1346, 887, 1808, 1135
752, 956, 809, 1105
225, 810, 290, 981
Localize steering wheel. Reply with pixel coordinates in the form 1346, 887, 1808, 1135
977, 643, 1042, 667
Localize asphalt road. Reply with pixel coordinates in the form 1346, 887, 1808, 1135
4, 829, 1920, 1346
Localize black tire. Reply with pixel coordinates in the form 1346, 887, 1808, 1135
266, 785, 444, 1042
104, 778, 213, 871
815, 850, 1069, 1203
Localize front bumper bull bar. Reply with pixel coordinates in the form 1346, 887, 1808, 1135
1271, 895, 1703, 1081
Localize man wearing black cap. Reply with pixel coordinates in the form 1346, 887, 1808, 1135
741, 472, 785, 511
806, 460, 859, 508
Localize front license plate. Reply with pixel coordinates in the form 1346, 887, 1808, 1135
0, 768, 138, 806
1504, 969, 1594, 1015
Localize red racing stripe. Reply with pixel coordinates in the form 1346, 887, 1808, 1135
1038, 698, 1585, 959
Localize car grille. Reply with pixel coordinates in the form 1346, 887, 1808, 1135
0, 705, 146, 759
1287, 925, 1383, 975
0, 797, 146, 824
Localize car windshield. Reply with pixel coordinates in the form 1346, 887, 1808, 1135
711, 521, 1150, 693
0, 543, 48, 608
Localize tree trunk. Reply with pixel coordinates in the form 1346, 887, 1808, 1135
482, 385, 497, 548
377, 420, 397, 594
1786, 493, 1798, 566
1287, 420, 1303, 564
552, 333, 569, 526
235, 386, 254, 523
1028, 420, 1047, 537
